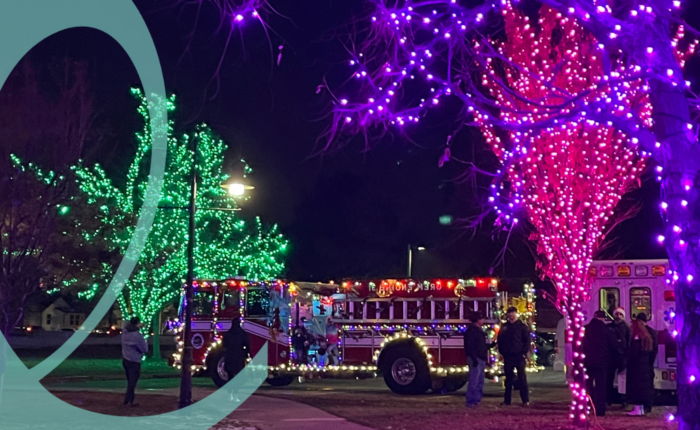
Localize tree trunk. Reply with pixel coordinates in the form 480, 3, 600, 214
151, 312, 161, 360
641, 4, 700, 427
564, 293, 588, 426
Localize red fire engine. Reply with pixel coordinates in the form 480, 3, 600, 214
172, 277, 528, 394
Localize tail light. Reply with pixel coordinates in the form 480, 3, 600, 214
665, 330, 678, 362
670, 371, 677, 381
662, 371, 669, 381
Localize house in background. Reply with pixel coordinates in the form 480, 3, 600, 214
41, 297, 86, 331
22, 294, 122, 332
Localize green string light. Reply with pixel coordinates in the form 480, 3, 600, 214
63, 88, 289, 333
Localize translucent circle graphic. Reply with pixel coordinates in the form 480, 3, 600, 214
0, 2, 268, 429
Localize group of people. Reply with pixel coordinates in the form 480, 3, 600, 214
121, 305, 658, 413
291, 317, 340, 366
462, 305, 658, 418
583, 308, 658, 417
120, 316, 254, 405
463, 306, 531, 407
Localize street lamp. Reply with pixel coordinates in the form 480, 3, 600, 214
407, 245, 425, 278
223, 181, 254, 197
160, 139, 247, 409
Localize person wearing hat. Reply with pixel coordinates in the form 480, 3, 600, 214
463, 311, 497, 407
497, 307, 531, 406
626, 313, 658, 416
607, 307, 631, 407
582, 310, 619, 416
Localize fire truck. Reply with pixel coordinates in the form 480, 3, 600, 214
558, 259, 677, 392
172, 277, 533, 394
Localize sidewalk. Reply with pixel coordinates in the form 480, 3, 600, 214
229, 395, 376, 430
48, 384, 376, 430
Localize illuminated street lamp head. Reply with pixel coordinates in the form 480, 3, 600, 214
228, 183, 245, 196
417, 247, 426, 251
223, 182, 255, 196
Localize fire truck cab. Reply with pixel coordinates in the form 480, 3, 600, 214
559, 259, 677, 392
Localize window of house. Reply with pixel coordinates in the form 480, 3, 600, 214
630, 287, 652, 321
599, 287, 620, 320
69, 315, 75, 326
74, 315, 80, 326
46, 314, 52, 325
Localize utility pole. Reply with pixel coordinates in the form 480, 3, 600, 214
179, 138, 197, 408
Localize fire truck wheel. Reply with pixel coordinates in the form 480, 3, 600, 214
380, 345, 431, 395
207, 349, 230, 388
265, 376, 294, 387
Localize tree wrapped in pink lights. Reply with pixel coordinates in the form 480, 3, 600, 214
477, 5, 650, 421
326, 0, 699, 425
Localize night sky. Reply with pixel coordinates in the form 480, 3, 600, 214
5, 0, 672, 283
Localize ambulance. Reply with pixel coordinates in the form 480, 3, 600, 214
558, 259, 677, 392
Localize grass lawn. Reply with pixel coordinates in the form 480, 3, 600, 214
19, 357, 180, 380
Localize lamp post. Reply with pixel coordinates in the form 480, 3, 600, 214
175, 138, 249, 409
407, 245, 425, 278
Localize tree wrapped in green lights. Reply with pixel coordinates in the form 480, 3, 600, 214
72, 88, 288, 338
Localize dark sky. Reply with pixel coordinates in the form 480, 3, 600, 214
8, 0, 673, 282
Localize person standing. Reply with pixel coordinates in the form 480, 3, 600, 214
325, 318, 340, 366
463, 311, 495, 407
291, 325, 310, 364
582, 310, 618, 417
626, 314, 658, 416
497, 307, 531, 406
224, 319, 251, 379
223, 319, 251, 401
121, 316, 148, 407
607, 307, 631, 406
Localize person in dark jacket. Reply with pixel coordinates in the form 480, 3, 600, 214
626, 314, 658, 416
497, 307, 531, 406
291, 324, 310, 364
582, 310, 618, 416
223, 318, 251, 399
464, 311, 497, 407
607, 307, 631, 406
121, 316, 148, 407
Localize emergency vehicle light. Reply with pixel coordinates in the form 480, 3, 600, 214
664, 290, 675, 301
475, 278, 495, 288
617, 266, 631, 277
598, 266, 614, 277
652, 265, 666, 276
635, 266, 648, 277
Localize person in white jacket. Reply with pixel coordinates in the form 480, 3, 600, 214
121, 316, 148, 406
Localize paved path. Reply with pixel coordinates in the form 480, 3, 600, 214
228, 395, 375, 430
47, 383, 376, 430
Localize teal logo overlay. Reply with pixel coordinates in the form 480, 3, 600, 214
0, 1, 267, 428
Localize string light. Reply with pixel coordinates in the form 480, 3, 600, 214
322, 0, 695, 422
69, 88, 288, 331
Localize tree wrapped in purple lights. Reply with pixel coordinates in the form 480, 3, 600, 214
327, 0, 700, 426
